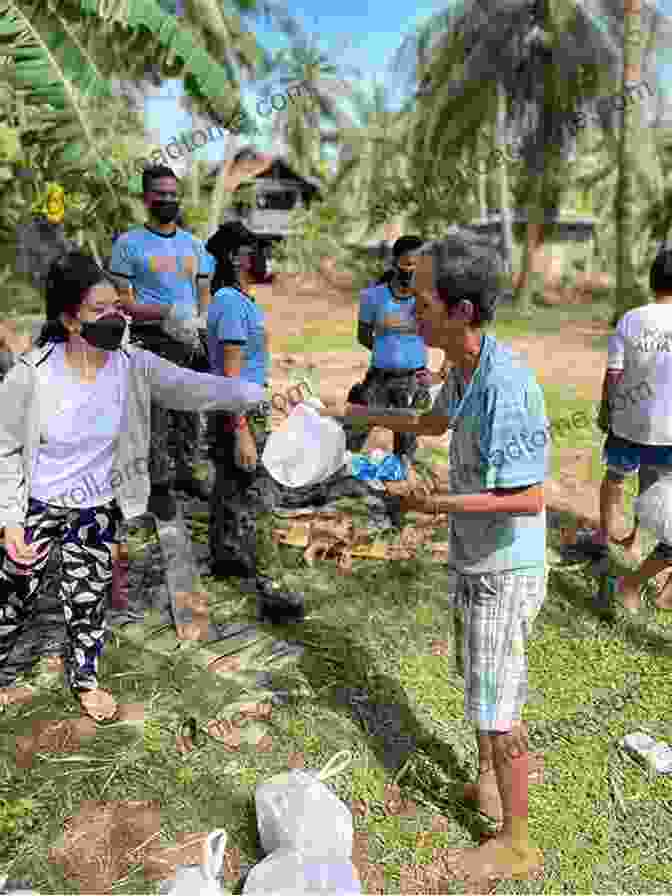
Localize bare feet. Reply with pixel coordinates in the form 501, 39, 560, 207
77, 688, 118, 721
655, 573, 672, 610
464, 770, 501, 823
462, 753, 545, 825
442, 836, 543, 883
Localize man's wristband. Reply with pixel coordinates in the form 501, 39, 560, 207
235, 416, 248, 430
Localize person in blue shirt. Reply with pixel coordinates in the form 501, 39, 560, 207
108, 165, 212, 519
204, 222, 304, 624
344, 235, 432, 466
322, 228, 547, 884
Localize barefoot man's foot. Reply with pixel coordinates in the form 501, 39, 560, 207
462, 753, 545, 825
443, 837, 543, 883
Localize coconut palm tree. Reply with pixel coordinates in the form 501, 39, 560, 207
393, 0, 672, 313
615, 0, 645, 314
325, 83, 404, 240
259, 30, 359, 182
326, 81, 460, 242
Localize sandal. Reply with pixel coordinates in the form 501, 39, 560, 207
76, 688, 118, 722
620, 732, 672, 774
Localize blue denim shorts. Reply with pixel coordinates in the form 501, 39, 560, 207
603, 432, 672, 477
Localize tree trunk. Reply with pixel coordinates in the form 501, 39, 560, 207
616, 0, 643, 316
496, 84, 514, 273
517, 214, 545, 314
478, 168, 488, 223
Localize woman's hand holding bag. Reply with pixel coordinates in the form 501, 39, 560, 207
234, 425, 258, 471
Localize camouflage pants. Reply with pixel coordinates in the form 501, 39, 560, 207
343, 367, 430, 460
206, 402, 276, 577
130, 322, 207, 486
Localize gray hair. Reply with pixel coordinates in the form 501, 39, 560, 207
414, 225, 512, 324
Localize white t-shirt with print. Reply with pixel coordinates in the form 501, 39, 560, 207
607, 303, 672, 445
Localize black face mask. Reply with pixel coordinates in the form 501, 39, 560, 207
80, 314, 128, 351
151, 200, 180, 225
395, 266, 415, 288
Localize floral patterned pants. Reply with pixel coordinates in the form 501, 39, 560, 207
0, 498, 121, 691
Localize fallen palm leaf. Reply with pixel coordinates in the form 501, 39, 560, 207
430, 640, 451, 657
430, 815, 453, 833
50, 799, 161, 893
206, 718, 241, 751
15, 717, 98, 769
175, 620, 210, 641
175, 717, 198, 755
383, 784, 418, 817
206, 655, 241, 674
115, 703, 146, 724
350, 799, 369, 817
236, 701, 273, 721
337, 547, 353, 572
272, 520, 450, 565
287, 751, 305, 768
143, 831, 210, 881
304, 538, 339, 566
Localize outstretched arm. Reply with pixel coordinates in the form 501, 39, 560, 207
138, 347, 265, 414
319, 400, 451, 437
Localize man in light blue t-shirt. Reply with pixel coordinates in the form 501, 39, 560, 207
108, 165, 212, 518
323, 228, 547, 883
344, 235, 431, 465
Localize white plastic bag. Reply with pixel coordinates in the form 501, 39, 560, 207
262, 399, 347, 488
254, 750, 353, 858
159, 829, 230, 896
0, 878, 40, 895
634, 473, 672, 545
242, 849, 361, 894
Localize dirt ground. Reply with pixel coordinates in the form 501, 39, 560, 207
260, 270, 622, 536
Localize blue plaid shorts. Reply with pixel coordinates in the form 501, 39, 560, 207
450, 569, 546, 731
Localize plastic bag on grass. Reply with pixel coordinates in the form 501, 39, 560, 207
634, 473, 672, 545
159, 829, 230, 896
242, 849, 361, 894
254, 750, 353, 857
350, 452, 407, 483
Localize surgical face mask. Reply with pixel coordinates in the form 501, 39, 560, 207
395, 265, 415, 288
79, 312, 129, 351
151, 199, 180, 225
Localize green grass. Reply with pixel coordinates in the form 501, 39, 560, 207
1, 510, 670, 893
2, 307, 671, 893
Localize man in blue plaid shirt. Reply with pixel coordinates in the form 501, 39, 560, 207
322, 227, 548, 884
